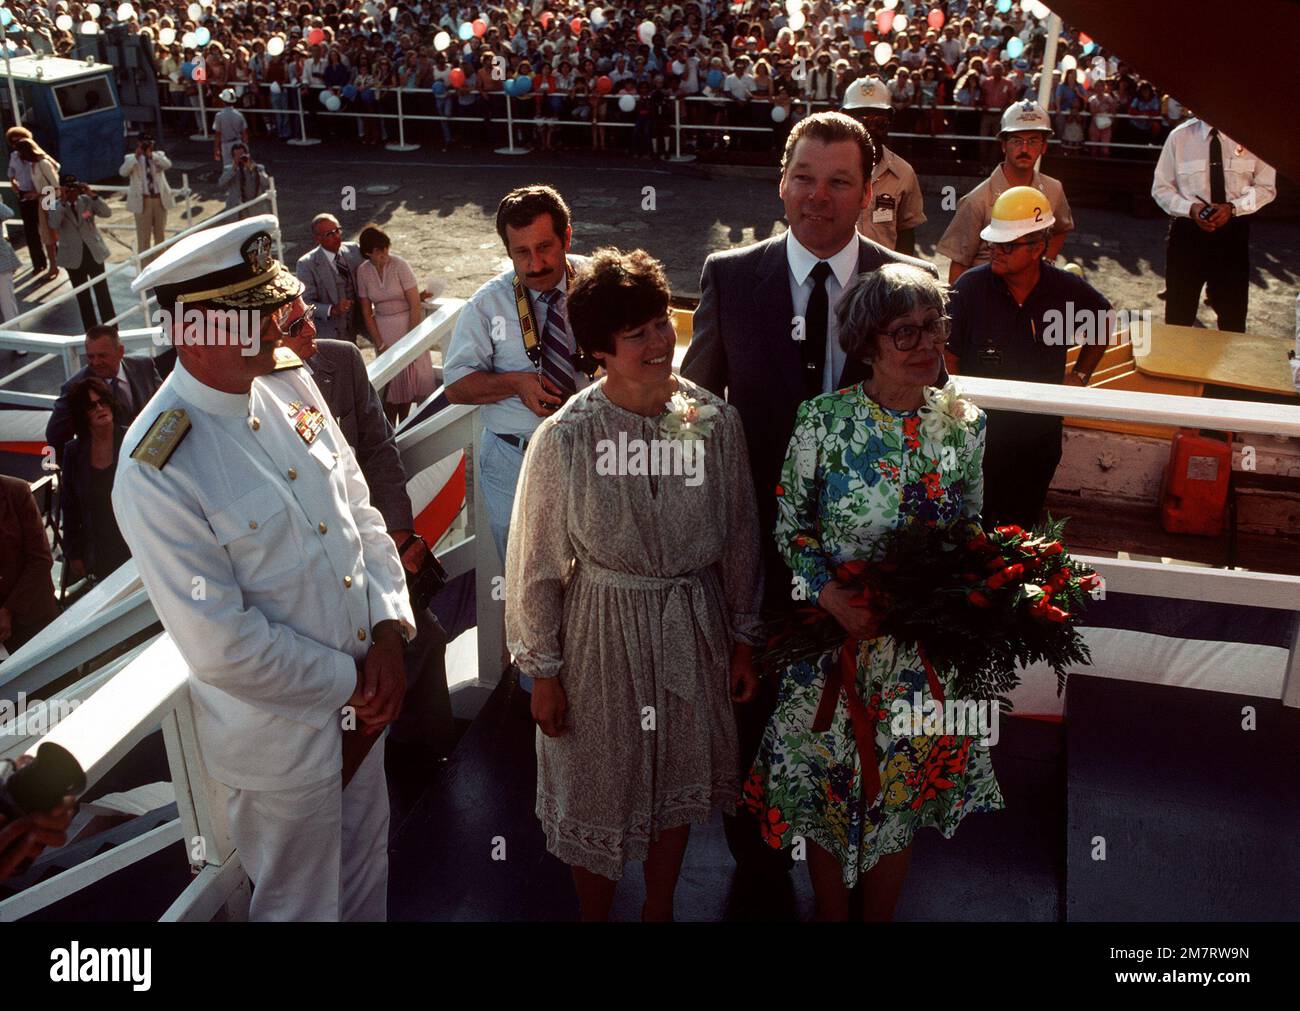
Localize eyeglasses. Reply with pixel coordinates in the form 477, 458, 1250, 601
287, 305, 316, 337
989, 239, 1043, 253
320, 226, 342, 239
1004, 135, 1046, 149
878, 316, 950, 351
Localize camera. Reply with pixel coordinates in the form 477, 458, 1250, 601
0, 742, 86, 822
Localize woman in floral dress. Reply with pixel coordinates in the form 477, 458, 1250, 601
745, 264, 1004, 921
505, 249, 763, 921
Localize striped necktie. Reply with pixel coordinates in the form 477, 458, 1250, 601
536, 287, 578, 398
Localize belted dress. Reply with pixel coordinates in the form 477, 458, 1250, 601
504, 377, 764, 880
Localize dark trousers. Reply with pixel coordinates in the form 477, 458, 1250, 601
1164, 215, 1250, 333
981, 411, 1064, 529
18, 196, 45, 272
66, 247, 115, 331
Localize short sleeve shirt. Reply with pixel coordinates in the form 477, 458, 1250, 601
856, 146, 927, 250
936, 164, 1074, 270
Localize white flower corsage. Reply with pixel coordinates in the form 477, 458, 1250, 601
918, 380, 979, 442
660, 391, 719, 441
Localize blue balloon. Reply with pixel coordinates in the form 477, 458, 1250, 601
513, 75, 531, 96
195, 26, 210, 46
1082, 41, 1097, 56
457, 22, 473, 41
0, 10, 12, 27
342, 84, 358, 100
1006, 36, 1025, 59
432, 80, 447, 96
996, 0, 1012, 12
706, 68, 723, 88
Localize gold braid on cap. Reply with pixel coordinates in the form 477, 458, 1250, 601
177, 231, 280, 304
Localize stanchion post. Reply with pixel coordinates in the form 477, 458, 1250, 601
288, 85, 321, 147
493, 92, 527, 156
386, 86, 419, 152
668, 95, 695, 163
189, 83, 211, 142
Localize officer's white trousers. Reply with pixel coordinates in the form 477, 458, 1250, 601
215, 734, 389, 922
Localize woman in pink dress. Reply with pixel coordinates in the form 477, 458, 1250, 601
355, 224, 434, 425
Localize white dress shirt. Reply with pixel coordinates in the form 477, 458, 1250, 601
1152, 118, 1277, 219
113, 360, 414, 791
786, 231, 861, 394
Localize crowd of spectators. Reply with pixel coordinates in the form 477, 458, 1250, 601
5, 0, 1181, 159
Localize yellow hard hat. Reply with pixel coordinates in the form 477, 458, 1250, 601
980, 185, 1056, 243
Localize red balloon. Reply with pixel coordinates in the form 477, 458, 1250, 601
1078, 32, 1093, 45
876, 10, 893, 34
448, 67, 466, 88
307, 27, 324, 45
927, 9, 945, 30
595, 74, 613, 95
570, 17, 582, 34
472, 18, 486, 37
540, 12, 552, 29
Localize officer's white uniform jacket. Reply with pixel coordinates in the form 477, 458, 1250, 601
114, 360, 415, 792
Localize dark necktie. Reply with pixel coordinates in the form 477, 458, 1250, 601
537, 288, 578, 399
1208, 127, 1226, 206
335, 255, 355, 301
108, 376, 131, 414
804, 261, 832, 399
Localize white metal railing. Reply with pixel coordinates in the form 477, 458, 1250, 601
3, 327, 1298, 920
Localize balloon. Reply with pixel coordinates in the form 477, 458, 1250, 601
706, 68, 722, 88
1029, 0, 1051, 18
181, 31, 196, 47
56, 13, 73, 30
1060, 54, 1077, 71
191, 62, 205, 80
876, 10, 893, 33
540, 12, 552, 29
893, 14, 908, 32
159, 25, 175, 45
325, 94, 342, 112
637, 20, 655, 45
307, 27, 324, 45
87, 3, 101, 16
787, 11, 804, 30
1, 9, 15, 27
1006, 36, 1024, 59
1078, 32, 1093, 45
590, 7, 605, 26
570, 17, 582, 34
269, 81, 281, 95
883, 0, 897, 8
514, 75, 531, 96
266, 36, 284, 56
319, 89, 332, 106
873, 41, 893, 64
472, 18, 486, 37
342, 84, 358, 99
618, 94, 635, 113
671, 60, 684, 75
187, 2, 201, 19
785, 0, 800, 14
927, 9, 945, 29
1082, 41, 1096, 55
771, 104, 788, 123
194, 26, 210, 45
82, 20, 100, 34
595, 74, 613, 94
433, 31, 450, 51
457, 22, 472, 40
997, 0, 1012, 11
117, 3, 135, 20
432, 80, 446, 95
448, 67, 465, 87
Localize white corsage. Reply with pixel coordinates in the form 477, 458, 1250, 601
918, 380, 979, 442
660, 391, 719, 441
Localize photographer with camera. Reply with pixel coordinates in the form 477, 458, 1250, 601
46, 174, 114, 332
119, 135, 176, 265
217, 143, 269, 221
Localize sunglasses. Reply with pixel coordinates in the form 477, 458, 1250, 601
990, 239, 1043, 253
320, 226, 342, 238
877, 316, 950, 351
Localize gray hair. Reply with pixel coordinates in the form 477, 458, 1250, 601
836, 263, 947, 362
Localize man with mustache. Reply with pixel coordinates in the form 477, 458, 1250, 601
443, 186, 593, 572
937, 100, 1074, 284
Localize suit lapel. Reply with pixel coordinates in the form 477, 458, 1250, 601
837, 237, 887, 388
308, 347, 337, 404
315, 247, 339, 303
752, 234, 802, 405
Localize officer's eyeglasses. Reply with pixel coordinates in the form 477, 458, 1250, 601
286, 305, 316, 337
878, 316, 950, 351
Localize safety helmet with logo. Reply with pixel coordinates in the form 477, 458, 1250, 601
841, 76, 893, 114
979, 185, 1056, 243
998, 99, 1053, 138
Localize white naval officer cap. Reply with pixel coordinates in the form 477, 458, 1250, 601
132, 214, 304, 312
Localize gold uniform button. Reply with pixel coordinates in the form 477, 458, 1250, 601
249, 417, 260, 431
318, 521, 328, 534
248, 520, 258, 530
357, 628, 367, 642
287, 468, 297, 480
343, 575, 353, 588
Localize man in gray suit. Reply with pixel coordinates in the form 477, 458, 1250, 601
45, 324, 162, 463
681, 111, 938, 871
47, 174, 115, 331
295, 212, 364, 344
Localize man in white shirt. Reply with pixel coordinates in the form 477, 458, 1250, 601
1152, 118, 1277, 333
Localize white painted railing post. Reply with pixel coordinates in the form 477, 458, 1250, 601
386, 86, 419, 152
189, 83, 211, 142
288, 85, 321, 147
494, 91, 526, 156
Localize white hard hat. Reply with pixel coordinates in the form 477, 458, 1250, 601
841, 76, 891, 112
999, 99, 1052, 137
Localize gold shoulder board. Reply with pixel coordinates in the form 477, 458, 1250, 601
273, 346, 304, 371
130, 409, 191, 469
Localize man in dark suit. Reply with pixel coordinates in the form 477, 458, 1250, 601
681, 110, 938, 869
45, 325, 162, 464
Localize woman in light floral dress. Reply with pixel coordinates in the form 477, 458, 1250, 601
505, 249, 763, 921
745, 265, 1005, 921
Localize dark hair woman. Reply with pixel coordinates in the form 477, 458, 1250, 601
504, 247, 762, 921
60, 376, 131, 583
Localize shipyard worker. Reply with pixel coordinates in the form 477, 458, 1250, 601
937, 101, 1074, 284
213, 87, 250, 166
45, 324, 162, 466
1151, 117, 1276, 333
443, 185, 594, 569
841, 78, 927, 255
114, 214, 415, 922
946, 186, 1110, 529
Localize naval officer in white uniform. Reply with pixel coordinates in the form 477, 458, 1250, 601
113, 214, 415, 921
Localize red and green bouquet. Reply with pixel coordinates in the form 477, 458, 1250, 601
759, 516, 1098, 705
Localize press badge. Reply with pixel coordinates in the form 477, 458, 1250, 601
872, 192, 896, 223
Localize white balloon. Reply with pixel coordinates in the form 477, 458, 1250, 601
181, 31, 196, 47
433, 30, 450, 51
893, 14, 908, 32
591, 7, 606, 26
325, 94, 342, 112
784, 0, 800, 14
116, 3, 134, 20
87, 3, 101, 17
873, 41, 893, 64
55, 13, 73, 30
771, 104, 788, 123
883, 0, 898, 8
1029, 0, 1051, 18
788, 11, 805, 31
82, 21, 100, 34
1060, 54, 1077, 72
266, 36, 284, 56
269, 80, 281, 94
159, 26, 175, 45
637, 20, 655, 45
187, 3, 201, 19
671, 60, 684, 75
319, 89, 332, 106
618, 93, 635, 112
